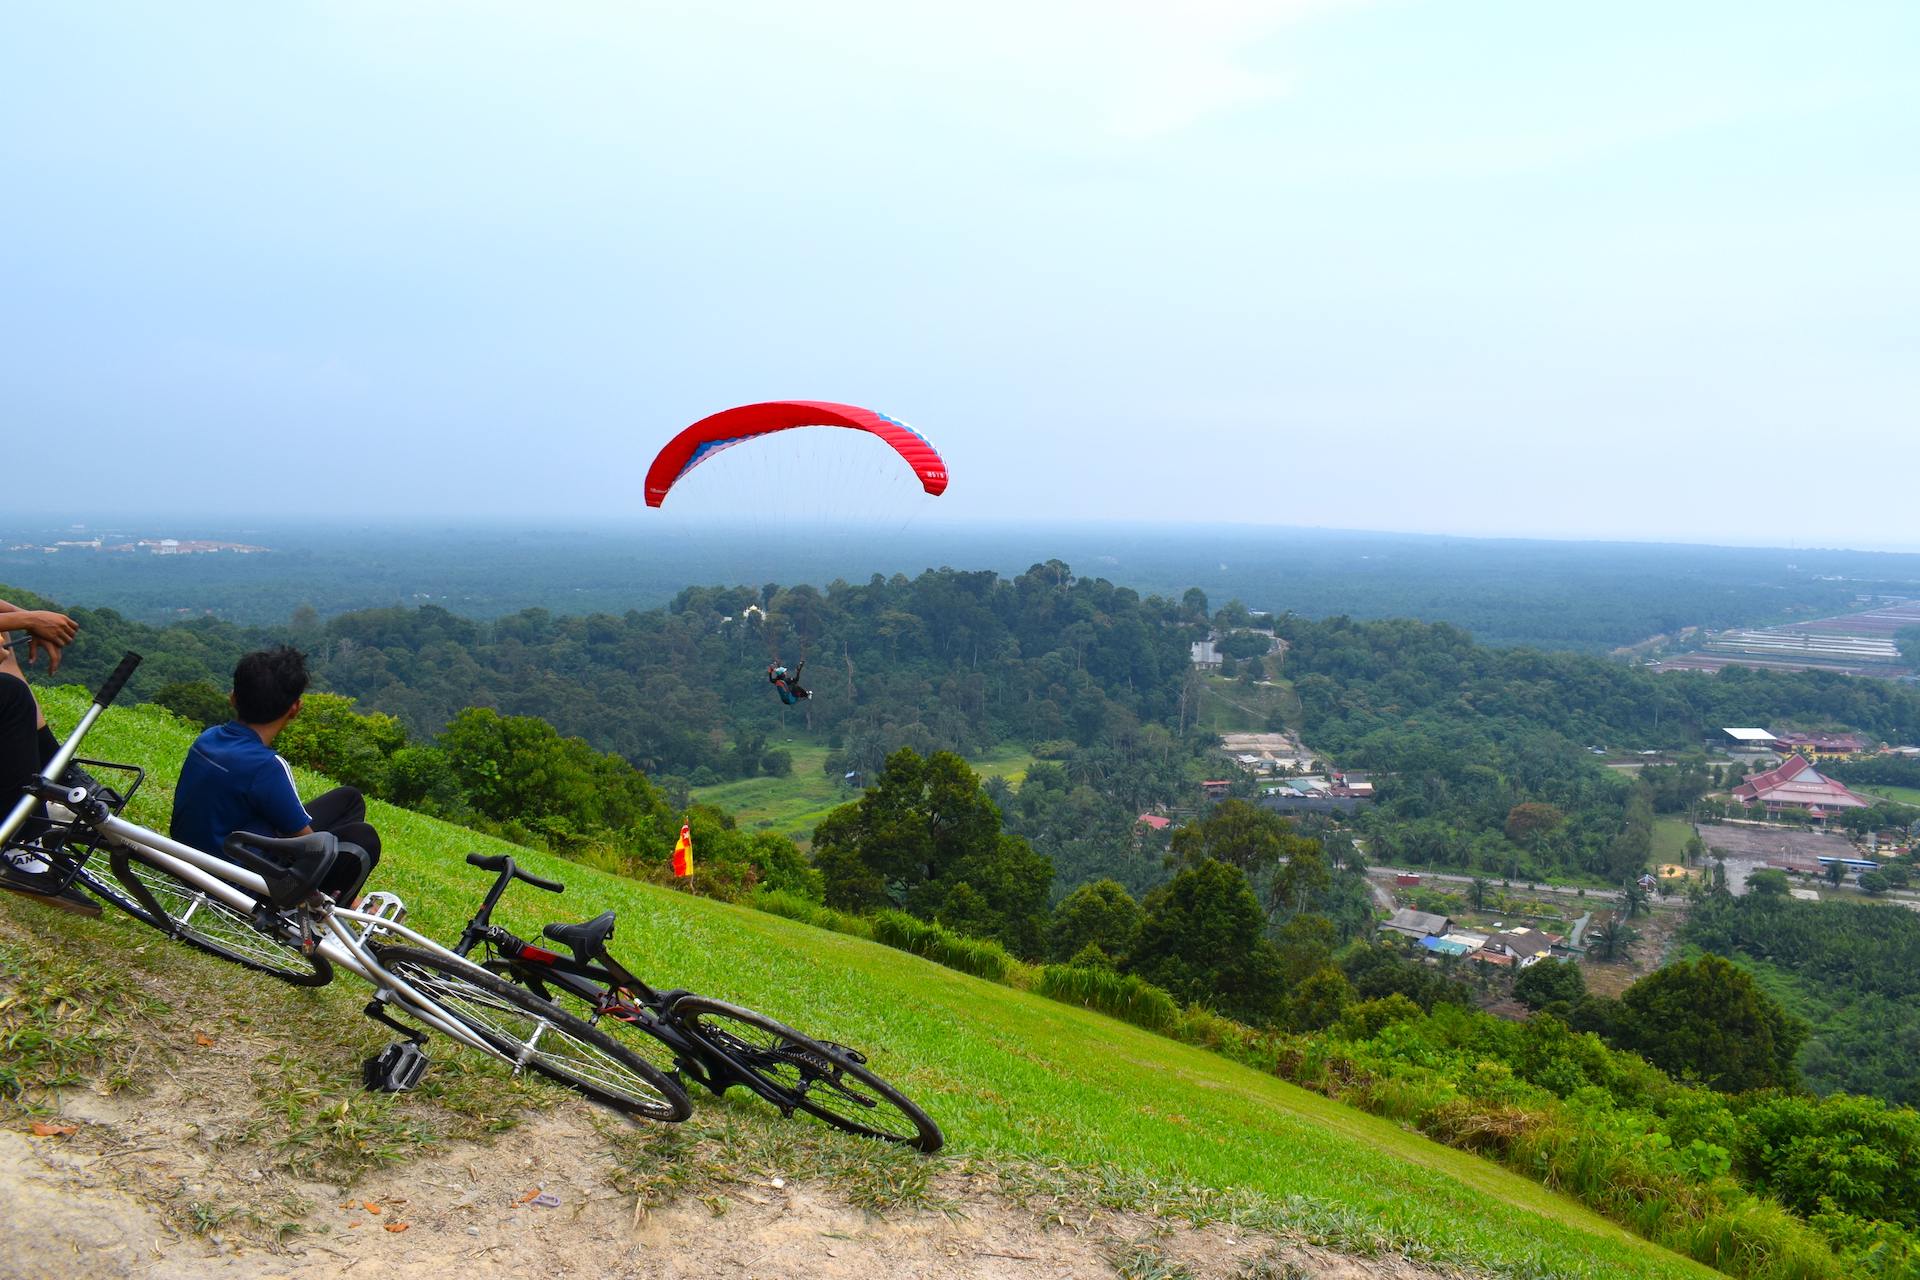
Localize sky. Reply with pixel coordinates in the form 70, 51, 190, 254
3, 2, 1916, 547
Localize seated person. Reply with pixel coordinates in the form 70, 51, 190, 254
171, 645, 380, 903
0, 601, 95, 914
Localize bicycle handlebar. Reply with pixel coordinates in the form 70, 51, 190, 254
95, 651, 143, 707
0, 651, 142, 849
466, 852, 564, 894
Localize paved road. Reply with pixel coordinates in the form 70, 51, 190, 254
1566, 911, 1594, 950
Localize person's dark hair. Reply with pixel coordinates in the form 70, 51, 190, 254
231, 646, 309, 724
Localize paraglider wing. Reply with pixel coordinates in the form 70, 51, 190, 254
644, 400, 948, 507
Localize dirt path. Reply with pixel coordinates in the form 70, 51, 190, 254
2, 1101, 1450, 1280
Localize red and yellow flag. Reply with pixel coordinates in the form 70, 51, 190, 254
670, 823, 694, 878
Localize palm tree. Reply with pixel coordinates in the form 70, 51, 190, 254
1469, 876, 1489, 911
1589, 911, 1638, 962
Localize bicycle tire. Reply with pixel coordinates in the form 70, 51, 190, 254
671, 996, 943, 1153
372, 946, 691, 1123
109, 853, 332, 987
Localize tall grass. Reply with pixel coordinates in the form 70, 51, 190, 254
1036, 963, 1180, 1033
869, 910, 1018, 984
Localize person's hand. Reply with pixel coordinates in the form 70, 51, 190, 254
24, 611, 77, 647
24, 611, 77, 675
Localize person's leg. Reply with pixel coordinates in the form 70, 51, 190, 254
0, 673, 42, 810
1, 643, 60, 773
0, 671, 99, 914
303, 787, 380, 898
303, 786, 366, 832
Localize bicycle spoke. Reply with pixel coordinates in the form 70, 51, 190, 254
378, 954, 687, 1118
119, 860, 323, 982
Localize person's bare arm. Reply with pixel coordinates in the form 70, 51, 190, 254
0, 607, 78, 674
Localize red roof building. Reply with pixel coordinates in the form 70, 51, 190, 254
1774, 731, 1866, 757
1136, 813, 1173, 831
1732, 755, 1872, 817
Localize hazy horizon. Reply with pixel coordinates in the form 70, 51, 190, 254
9, 513, 1920, 560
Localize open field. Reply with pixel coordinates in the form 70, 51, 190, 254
1193, 674, 1300, 735
1696, 823, 1854, 863
691, 740, 1036, 842
7, 685, 1720, 1280
1861, 784, 1920, 806
1649, 598, 1920, 680
1651, 817, 1695, 866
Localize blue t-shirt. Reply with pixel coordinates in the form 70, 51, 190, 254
169, 721, 311, 856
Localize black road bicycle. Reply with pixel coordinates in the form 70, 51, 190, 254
450, 853, 944, 1153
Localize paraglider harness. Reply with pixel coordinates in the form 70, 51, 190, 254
768, 662, 810, 705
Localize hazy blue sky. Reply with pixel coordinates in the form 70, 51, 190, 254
4, 3, 1915, 546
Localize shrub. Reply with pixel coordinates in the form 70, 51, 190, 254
148, 679, 229, 727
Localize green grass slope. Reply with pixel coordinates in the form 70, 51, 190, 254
33, 686, 1715, 1280
691, 740, 1034, 841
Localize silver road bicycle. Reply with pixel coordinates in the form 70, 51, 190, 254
0, 652, 692, 1121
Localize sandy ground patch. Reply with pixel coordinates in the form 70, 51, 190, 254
1, 1100, 1459, 1280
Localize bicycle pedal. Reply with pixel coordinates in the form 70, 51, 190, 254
363, 1041, 431, 1092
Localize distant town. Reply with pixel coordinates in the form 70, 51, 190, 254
4, 534, 271, 556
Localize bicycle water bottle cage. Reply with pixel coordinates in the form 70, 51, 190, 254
221, 830, 339, 909
363, 1040, 430, 1092
542, 910, 617, 962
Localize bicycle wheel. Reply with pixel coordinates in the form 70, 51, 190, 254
372, 946, 691, 1123
109, 853, 332, 987
671, 996, 942, 1153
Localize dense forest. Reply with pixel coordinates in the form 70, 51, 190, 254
13, 569, 1920, 899
10, 520, 1920, 651
1683, 892, 1920, 1107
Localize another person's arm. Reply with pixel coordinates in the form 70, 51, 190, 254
248, 758, 315, 839
0, 600, 77, 675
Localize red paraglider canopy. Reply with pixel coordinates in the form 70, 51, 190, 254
644, 401, 948, 507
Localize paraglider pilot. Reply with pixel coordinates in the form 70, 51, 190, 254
768, 661, 810, 705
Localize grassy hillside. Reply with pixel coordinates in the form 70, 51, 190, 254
18, 685, 1721, 1280
691, 739, 1034, 842
1192, 674, 1301, 735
